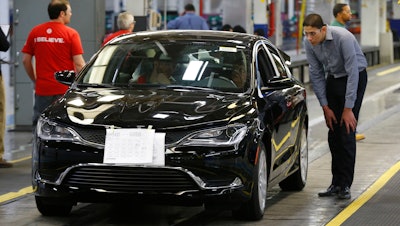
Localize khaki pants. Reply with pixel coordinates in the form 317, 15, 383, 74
0, 74, 5, 159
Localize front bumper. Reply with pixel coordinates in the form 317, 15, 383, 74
32, 139, 258, 204
35, 163, 243, 193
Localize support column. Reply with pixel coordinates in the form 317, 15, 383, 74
222, 0, 252, 33
203, 0, 212, 15
274, 0, 282, 47
253, 0, 268, 37
126, 0, 146, 16
360, 0, 380, 46
379, 0, 393, 64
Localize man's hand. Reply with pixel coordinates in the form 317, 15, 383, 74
341, 108, 356, 134
322, 105, 337, 131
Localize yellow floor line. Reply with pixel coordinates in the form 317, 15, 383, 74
326, 161, 400, 226
9, 156, 32, 164
376, 65, 400, 76
0, 186, 34, 204
1, 157, 33, 204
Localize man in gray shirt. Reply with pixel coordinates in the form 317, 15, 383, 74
303, 13, 367, 199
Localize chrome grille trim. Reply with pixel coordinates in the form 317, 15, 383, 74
37, 164, 244, 195
61, 165, 198, 193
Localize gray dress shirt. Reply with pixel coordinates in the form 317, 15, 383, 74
304, 25, 367, 109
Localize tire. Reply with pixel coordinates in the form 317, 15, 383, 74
35, 196, 73, 216
233, 145, 267, 221
279, 123, 308, 191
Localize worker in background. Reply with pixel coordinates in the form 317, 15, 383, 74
221, 24, 233, 31
22, 0, 85, 131
102, 12, 135, 46
331, 3, 352, 28
233, 25, 247, 33
167, 3, 209, 30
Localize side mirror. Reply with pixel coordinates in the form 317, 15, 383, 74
55, 70, 76, 85
261, 77, 293, 92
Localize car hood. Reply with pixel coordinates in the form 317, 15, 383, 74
49, 88, 252, 129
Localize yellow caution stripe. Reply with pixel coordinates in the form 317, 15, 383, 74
0, 186, 34, 204
327, 161, 400, 225
376, 66, 400, 76
8, 156, 32, 164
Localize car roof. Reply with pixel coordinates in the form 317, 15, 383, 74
107, 30, 270, 48
105, 30, 290, 63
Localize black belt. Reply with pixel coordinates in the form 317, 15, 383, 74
327, 74, 347, 79
328, 69, 366, 79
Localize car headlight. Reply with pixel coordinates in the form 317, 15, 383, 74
181, 124, 248, 147
36, 117, 78, 141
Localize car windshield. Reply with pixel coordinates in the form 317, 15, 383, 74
78, 40, 250, 92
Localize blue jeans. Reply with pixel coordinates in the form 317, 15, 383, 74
33, 94, 63, 131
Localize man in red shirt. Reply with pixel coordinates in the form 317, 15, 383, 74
22, 0, 85, 129
102, 12, 135, 46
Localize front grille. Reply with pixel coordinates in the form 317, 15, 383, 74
165, 130, 190, 144
63, 166, 199, 193
72, 127, 196, 145
74, 127, 106, 144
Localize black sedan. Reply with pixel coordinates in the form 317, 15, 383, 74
32, 30, 308, 221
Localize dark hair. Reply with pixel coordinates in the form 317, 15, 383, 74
184, 3, 195, 11
233, 25, 246, 33
333, 3, 348, 17
48, 0, 69, 20
221, 24, 232, 31
254, 28, 265, 37
303, 13, 325, 29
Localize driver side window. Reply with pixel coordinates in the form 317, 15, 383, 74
256, 47, 275, 86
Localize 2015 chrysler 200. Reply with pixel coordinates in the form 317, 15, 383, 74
32, 30, 308, 221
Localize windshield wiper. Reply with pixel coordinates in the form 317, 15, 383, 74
158, 85, 219, 92
77, 83, 115, 88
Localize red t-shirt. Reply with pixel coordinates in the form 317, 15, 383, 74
102, 30, 132, 46
22, 21, 84, 96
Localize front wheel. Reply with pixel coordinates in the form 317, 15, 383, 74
35, 196, 74, 216
233, 145, 267, 221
